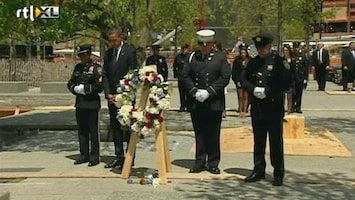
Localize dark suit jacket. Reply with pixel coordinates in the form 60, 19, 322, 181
341, 48, 355, 71
181, 50, 231, 111
311, 48, 330, 69
102, 43, 138, 99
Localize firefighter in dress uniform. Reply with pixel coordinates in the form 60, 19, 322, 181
181, 29, 231, 174
241, 33, 291, 186
67, 44, 103, 167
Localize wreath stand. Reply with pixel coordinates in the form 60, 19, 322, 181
121, 69, 172, 184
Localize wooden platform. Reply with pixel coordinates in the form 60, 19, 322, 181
191, 126, 352, 157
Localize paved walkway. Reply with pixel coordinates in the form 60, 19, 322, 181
0, 80, 355, 199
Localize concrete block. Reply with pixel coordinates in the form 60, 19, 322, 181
0, 192, 10, 200
40, 82, 69, 93
283, 114, 305, 139
0, 81, 28, 93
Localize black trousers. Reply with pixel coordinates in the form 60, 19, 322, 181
190, 109, 222, 168
108, 103, 126, 162
293, 81, 304, 111
178, 81, 187, 110
315, 66, 327, 90
342, 69, 355, 91
76, 108, 100, 162
251, 118, 284, 178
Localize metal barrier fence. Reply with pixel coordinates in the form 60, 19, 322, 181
0, 59, 75, 87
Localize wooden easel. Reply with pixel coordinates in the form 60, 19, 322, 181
121, 67, 172, 184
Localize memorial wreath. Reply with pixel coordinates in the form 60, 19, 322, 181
115, 66, 170, 138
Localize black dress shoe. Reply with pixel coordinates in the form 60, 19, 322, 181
189, 166, 205, 173
272, 177, 283, 186
208, 167, 221, 174
104, 159, 123, 168
295, 109, 303, 113
74, 156, 89, 165
88, 161, 99, 167
244, 172, 265, 182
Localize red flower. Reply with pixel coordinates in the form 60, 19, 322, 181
124, 79, 130, 85
145, 113, 152, 119
145, 72, 150, 76
153, 75, 158, 82
132, 118, 138, 123
140, 134, 145, 139
150, 98, 157, 105
144, 79, 149, 84
146, 122, 153, 129
158, 116, 164, 123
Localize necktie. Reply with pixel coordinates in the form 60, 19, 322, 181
113, 48, 118, 61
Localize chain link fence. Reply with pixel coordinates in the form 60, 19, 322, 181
0, 59, 75, 87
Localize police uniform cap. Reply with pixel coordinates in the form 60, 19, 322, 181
197, 29, 215, 46
238, 42, 249, 50
293, 41, 301, 48
151, 44, 161, 50
252, 32, 274, 49
76, 44, 92, 55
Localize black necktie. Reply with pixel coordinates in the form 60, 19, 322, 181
113, 48, 118, 61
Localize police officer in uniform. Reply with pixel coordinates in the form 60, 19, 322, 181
241, 33, 291, 186
67, 44, 103, 167
182, 29, 231, 174
292, 42, 308, 113
146, 44, 169, 81
173, 44, 190, 112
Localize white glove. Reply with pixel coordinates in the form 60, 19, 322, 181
74, 84, 85, 95
253, 87, 266, 99
303, 80, 307, 84
195, 89, 210, 102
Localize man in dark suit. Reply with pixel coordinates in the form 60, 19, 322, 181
241, 33, 291, 186
102, 28, 138, 169
173, 44, 190, 112
341, 42, 355, 91
181, 29, 231, 175
311, 42, 330, 91
146, 44, 169, 81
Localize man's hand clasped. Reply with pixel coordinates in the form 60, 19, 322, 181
253, 87, 266, 99
195, 89, 210, 103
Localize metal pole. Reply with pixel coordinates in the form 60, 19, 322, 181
277, 0, 283, 55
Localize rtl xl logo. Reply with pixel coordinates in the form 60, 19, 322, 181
16, 5, 59, 21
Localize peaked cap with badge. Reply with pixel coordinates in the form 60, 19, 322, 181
252, 32, 273, 49
76, 44, 92, 55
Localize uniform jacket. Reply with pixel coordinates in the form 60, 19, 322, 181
102, 43, 138, 99
241, 53, 291, 120
173, 53, 188, 79
181, 50, 231, 111
341, 48, 355, 71
146, 55, 169, 81
67, 61, 103, 110
294, 50, 309, 83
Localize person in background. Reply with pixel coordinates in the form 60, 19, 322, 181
67, 44, 103, 167
102, 28, 138, 170
232, 35, 244, 56
292, 42, 308, 113
241, 33, 291, 186
311, 41, 330, 91
146, 44, 169, 81
232, 45, 250, 118
173, 44, 190, 112
283, 44, 296, 115
182, 29, 231, 174
341, 42, 355, 92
